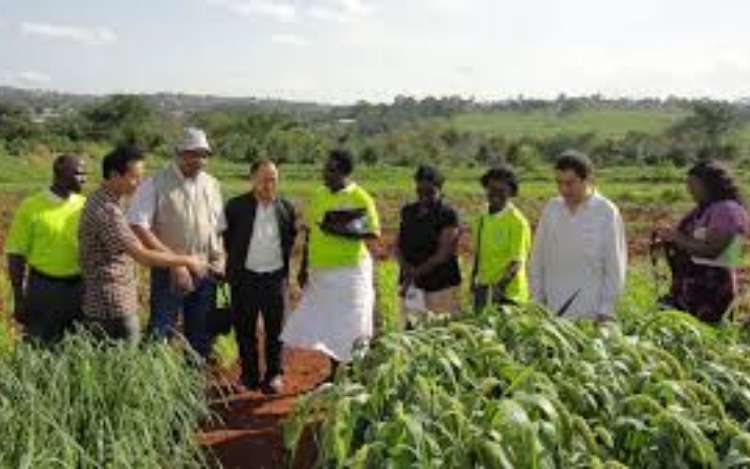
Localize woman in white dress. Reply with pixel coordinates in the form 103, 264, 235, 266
281, 149, 380, 383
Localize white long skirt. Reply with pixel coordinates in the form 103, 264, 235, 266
281, 256, 374, 363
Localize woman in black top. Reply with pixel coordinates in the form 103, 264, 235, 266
395, 165, 461, 324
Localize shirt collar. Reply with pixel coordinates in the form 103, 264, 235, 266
253, 191, 277, 207
563, 190, 598, 214
257, 200, 276, 212
100, 183, 122, 205
488, 202, 514, 216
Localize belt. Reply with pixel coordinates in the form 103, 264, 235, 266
30, 268, 82, 285
241, 268, 284, 279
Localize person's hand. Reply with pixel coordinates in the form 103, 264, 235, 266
398, 280, 410, 298
297, 269, 309, 290
171, 265, 195, 293
656, 226, 679, 244
398, 264, 416, 298
492, 282, 509, 303
402, 264, 417, 283
208, 265, 225, 280
183, 256, 209, 281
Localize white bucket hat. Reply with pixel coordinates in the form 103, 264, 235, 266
175, 127, 212, 155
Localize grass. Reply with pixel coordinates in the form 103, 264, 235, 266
445, 109, 688, 138
374, 260, 400, 334
0, 334, 213, 468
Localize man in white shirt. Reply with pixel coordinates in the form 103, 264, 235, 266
223, 159, 297, 394
529, 150, 627, 321
128, 128, 226, 359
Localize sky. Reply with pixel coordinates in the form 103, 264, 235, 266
1, 0, 750, 103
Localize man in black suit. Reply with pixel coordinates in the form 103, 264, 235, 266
223, 158, 297, 394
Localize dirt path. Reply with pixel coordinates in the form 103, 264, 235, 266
200, 348, 329, 469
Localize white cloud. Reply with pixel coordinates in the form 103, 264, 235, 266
454, 65, 475, 76
271, 34, 308, 46
15, 70, 52, 86
206, 0, 297, 23
337, 0, 374, 16
21, 22, 117, 46
309, 0, 373, 23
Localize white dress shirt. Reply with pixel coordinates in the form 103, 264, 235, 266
245, 201, 283, 273
529, 191, 627, 320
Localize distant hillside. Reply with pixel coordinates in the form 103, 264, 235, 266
0, 86, 334, 118
4, 86, 750, 122
2, 86, 750, 169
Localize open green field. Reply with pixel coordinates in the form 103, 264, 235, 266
442, 108, 750, 147
0, 157, 734, 352
446, 109, 688, 138
0, 159, 696, 264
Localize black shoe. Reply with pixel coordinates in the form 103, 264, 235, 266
239, 377, 260, 393
260, 375, 284, 395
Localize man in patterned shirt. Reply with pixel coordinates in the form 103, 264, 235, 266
78, 145, 207, 341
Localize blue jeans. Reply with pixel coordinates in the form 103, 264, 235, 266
148, 268, 216, 358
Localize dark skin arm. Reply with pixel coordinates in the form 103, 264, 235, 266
659, 226, 734, 259
394, 238, 405, 269
492, 260, 522, 299
410, 225, 459, 279
394, 241, 415, 297
7, 254, 27, 321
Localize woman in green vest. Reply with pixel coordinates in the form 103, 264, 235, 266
472, 165, 532, 311
282, 149, 380, 383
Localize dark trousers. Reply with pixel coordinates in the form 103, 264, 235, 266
82, 314, 140, 343
148, 268, 216, 358
231, 269, 286, 385
22, 269, 82, 344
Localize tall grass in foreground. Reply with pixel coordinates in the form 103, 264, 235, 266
0, 334, 213, 468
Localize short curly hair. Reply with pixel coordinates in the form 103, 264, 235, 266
480, 165, 519, 196
414, 164, 445, 188
327, 149, 354, 176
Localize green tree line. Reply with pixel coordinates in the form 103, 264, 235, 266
0, 93, 747, 168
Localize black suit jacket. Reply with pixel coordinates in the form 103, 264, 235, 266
223, 193, 297, 284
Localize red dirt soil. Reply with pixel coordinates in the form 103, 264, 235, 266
199, 347, 329, 469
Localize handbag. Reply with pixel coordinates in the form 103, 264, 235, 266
403, 284, 427, 313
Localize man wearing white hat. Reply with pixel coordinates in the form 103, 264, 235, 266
128, 127, 226, 359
